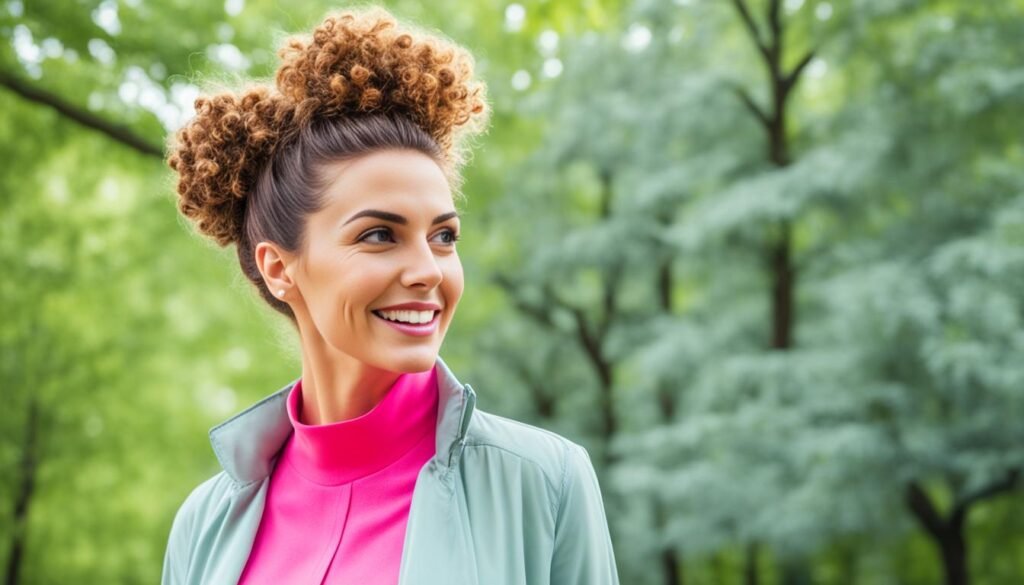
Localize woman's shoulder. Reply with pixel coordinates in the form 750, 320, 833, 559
168, 469, 236, 534
461, 412, 620, 584
162, 470, 238, 582
463, 408, 593, 490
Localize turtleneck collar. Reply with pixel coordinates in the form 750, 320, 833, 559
283, 365, 439, 486
208, 355, 477, 487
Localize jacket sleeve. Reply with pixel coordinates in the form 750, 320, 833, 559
161, 491, 195, 585
549, 442, 620, 584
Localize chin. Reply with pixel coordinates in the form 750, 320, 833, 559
371, 348, 439, 373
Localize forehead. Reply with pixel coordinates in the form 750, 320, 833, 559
316, 149, 454, 220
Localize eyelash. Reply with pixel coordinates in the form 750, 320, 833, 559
358, 227, 460, 246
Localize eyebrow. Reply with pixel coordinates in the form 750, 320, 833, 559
343, 209, 459, 226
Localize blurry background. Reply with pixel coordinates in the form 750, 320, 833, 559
2, 0, 1023, 583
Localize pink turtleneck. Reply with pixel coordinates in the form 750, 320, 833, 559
237, 365, 439, 585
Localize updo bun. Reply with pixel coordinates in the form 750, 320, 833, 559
168, 87, 294, 247
275, 8, 487, 166
166, 6, 489, 249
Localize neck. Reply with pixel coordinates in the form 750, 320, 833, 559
297, 338, 401, 426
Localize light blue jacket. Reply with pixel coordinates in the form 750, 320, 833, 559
161, 355, 620, 584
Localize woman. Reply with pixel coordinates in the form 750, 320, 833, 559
162, 6, 619, 585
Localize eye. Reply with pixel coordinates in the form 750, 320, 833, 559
433, 228, 461, 245
358, 228, 395, 244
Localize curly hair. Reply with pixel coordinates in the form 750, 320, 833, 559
165, 6, 489, 324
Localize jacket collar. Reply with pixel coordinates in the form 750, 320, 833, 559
208, 355, 477, 486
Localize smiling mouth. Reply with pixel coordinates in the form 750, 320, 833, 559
374, 309, 442, 327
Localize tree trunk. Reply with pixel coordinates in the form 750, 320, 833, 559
834, 538, 860, 585
769, 220, 794, 349
744, 542, 760, 585
905, 480, 971, 585
5, 397, 40, 585
938, 526, 968, 585
729, 0, 815, 582
662, 546, 682, 585
652, 491, 683, 585
592, 169, 620, 461
780, 557, 814, 585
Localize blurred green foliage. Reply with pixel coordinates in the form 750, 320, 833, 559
1, 0, 1022, 584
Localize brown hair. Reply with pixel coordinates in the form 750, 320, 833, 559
166, 6, 489, 324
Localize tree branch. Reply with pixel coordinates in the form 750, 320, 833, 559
541, 282, 597, 344
729, 0, 770, 63
905, 480, 945, 540
952, 468, 1021, 525
504, 349, 557, 419
732, 85, 770, 128
783, 49, 817, 92
493, 272, 599, 348
491, 272, 556, 329
767, 0, 782, 60
0, 69, 164, 158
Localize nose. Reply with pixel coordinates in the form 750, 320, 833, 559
400, 238, 444, 289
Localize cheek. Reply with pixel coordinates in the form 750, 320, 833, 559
443, 255, 465, 305
314, 256, 389, 324
337, 262, 392, 310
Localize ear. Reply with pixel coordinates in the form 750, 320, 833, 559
255, 241, 296, 300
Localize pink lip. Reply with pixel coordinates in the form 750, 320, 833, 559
372, 310, 440, 337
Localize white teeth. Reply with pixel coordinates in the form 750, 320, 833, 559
377, 309, 435, 324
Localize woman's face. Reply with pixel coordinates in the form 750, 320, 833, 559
275, 149, 464, 373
